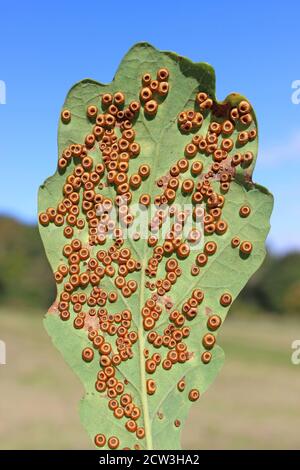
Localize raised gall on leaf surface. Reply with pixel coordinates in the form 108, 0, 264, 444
38, 43, 273, 450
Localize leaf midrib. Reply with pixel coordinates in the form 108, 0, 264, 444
134, 77, 212, 449
138, 257, 153, 449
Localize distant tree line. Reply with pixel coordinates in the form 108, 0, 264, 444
0, 217, 56, 309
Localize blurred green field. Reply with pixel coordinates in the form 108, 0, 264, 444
1, 307, 300, 450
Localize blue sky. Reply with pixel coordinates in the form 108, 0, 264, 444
0, 0, 299, 253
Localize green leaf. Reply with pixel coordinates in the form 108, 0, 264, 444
38, 42, 273, 450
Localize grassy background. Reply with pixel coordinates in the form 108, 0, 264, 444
1, 306, 300, 450
1, 216, 300, 449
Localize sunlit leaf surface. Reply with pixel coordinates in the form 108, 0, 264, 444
38, 43, 273, 450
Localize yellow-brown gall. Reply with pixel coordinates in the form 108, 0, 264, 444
196, 92, 208, 104
202, 333, 216, 350
71, 238, 81, 251
191, 161, 203, 176
169, 164, 180, 177
238, 100, 251, 114
177, 243, 190, 259
157, 68, 169, 81
60, 310, 70, 321
165, 258, 177, 273
201, 351, 212, 364
58, 264, 69, 277
147, 379, 156, 395
114, 92, 125, 107
144, 99, 158, 116
248, 129, 257, 141
74, 317, 84, 329
95, 380, 106, 393
138, 164, 151, 179
192, 289, 204, 303
182, 179, 194, 194
158, 81, 169, 96
185, 143, 198, 158
188, 228, 201, 244
131, 407, 141, 421
129, 100, 141, 113
108, 291, 118, 303
63, 244, 72, 257
93, 125, 104, 140
168, 177, 179, 191
114, 407, 124, 419
231, 236, 240, 248
213, 149, 225, 163
243, 151, 254, 166
230, 107, 239, 121
183, 109, 193, 122
188, 389, 200, 401
140, 87, 152, 102
126, 420, 137, 433
180, 120, 192, 133
220, 293, 232, 306
144, 316, 156, 331
198, 138, 208, 152
221, 138, 234, 152
85, 134, 96, 149
240, 240, 253, 255
54, 213, 64, 226
94, 433, 106, 448
222, 120, 234, 135
177, 158, 189, 173
136, 427, 145, 439
178, 111, 187, 125
145, 359, 156, 374
238, 131, 249, 145
104, 366, 115, 378
128, 280, 137, 293
142, 73, 152, 86
165, 188, 176, 203
200, 98, 213, 110
105, 114, 116, 128
108, 436, 119, 449
58, 157, 68, 170
162, 359, 172, 370
150, 80, 159, 92
191, 265, 200, 276
82, 347, 94, 362
129, 174, 142, 190
239, 205, 251, 218
192, 112, 203, 128
108, 399, 118, 411
87, 105, 98, 119
231, 152, 243, 166
152, 352, 161, 364
101, 93, 113, 108
120, 394, 132, 407
96, 114, 105, 126
209, 122, 221, 135
207, 315, 222, 331
196, 253, 208, 267
139, 194, 151, 207
39, 212, 49, 226
215, 220, 228, 235
204, 241, 217, 256
61, 109, 71, 123
176, 379, 185, 392
240, 113, 253, 126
